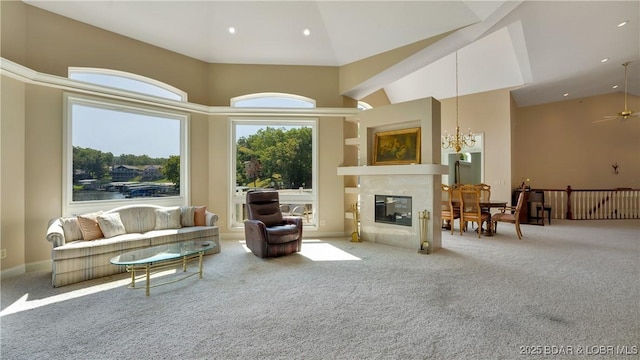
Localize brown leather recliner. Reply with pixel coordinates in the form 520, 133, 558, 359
244, 189, 303, 258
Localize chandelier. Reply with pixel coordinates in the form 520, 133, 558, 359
441, 51, 475, 153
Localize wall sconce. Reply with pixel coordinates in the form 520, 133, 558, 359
612, 163, 619, 175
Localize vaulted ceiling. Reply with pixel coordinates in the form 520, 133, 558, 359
23, 1, 640, 108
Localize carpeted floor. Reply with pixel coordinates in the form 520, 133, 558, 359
1, 219, 638, 359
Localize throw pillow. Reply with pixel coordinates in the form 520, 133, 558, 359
60, 217, 83, 241
154, 207, 182, 230
77, 211, 104, 241
180, 206, 195, 227
97, 213, 127, 238
194, 206, 207, 226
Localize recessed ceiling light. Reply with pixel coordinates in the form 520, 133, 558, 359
613, 85, 619, 89
563, 93, 569, 97
601, 58, 609, 63
618, 20, 629, 27
228, 27, 236, 34
303, 28, 311, 36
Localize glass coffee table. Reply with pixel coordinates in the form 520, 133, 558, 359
110, 241, 216, 296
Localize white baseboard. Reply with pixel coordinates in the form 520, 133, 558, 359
26, 260, 51, 273
1, 264, 26, 280
1, 260, 51, 280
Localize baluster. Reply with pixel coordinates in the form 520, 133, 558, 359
616, 190, 621, 219
565, 185, 573, 220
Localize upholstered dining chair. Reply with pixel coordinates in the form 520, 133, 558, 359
244, 189, 303, 258
491, 190, 526, 239
459, 184, 491, 238
441, 184, 461, 235
528, 190, 551, 225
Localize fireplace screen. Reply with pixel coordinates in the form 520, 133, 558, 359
374, 195, 412, 226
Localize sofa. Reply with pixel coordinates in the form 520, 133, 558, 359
46, 204, 220, 287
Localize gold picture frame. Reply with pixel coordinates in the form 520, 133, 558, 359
373, 127, 421, 165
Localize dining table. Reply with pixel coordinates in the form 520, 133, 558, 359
446, 199, 508, 236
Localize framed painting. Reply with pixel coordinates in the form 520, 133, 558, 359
373, 127, 421, 165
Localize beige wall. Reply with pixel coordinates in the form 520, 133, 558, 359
208, 63, 344, 107
24, 85, 65, 267
361, 89, 391, 108
515, 93, 640, 189
440, 88, 513, 202
1, 76, 26, 271
2, 1, 211, 105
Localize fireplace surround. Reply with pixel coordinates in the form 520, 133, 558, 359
338, 97, 447, 251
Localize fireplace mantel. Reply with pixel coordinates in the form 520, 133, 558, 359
337, 164, 448, 176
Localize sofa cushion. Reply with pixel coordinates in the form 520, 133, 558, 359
61, 217, 84, 242
194, 206, 207, 226
97, 213, 127, 238
109, 206, 157, 233
51, 233, 150, 261
77, 211, 104, 241
146, 226, 220, 247
154, 207, 182, 230
180, 206, 195, 227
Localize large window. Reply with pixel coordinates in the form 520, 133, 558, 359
230, 94, 317, 229
64, 69, 188, 215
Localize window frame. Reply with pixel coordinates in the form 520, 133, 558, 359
63, 93, 190, 216
231, 92, 316, 108
229, 117, 319, 230
68, 67, 187, 102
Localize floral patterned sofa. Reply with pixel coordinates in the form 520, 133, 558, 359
46, 204, 220, 287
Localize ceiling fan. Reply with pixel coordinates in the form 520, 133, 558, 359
593, 62, 639, 123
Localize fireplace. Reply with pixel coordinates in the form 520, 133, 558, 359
374, 195, 412, 226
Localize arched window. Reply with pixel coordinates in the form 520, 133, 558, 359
358, 101, 373, 110
231, 92, 315, 108
69, 67, 187, 101
229, 93, 318, 229
64, 68, 189, 215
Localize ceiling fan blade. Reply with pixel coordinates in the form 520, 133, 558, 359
592, 116, 618, 124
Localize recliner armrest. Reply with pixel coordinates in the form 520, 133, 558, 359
283, 216, 303, 227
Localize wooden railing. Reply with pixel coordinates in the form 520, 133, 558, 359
534, 187, 640, 220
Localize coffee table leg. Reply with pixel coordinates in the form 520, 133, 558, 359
183, 256, 187, 272
198, 252, 204, 279
129, 265, 136, 287
145, 263, 150, 296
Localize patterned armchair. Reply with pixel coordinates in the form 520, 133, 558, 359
244, 189, 303, 258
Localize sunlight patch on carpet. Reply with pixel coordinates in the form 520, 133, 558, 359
0, 278, 128, 317
299, 241, 361, 261
0, 270, 179, 317
238, 240, 360, 261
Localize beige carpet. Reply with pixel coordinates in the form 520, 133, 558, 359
1, 219, 638, 359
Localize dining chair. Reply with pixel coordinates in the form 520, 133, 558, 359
476, 183, 491, 202
491, 190, 526, 239
441, 184, 461, 235
476, 183, 491, 213
459, 184, 491, 238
